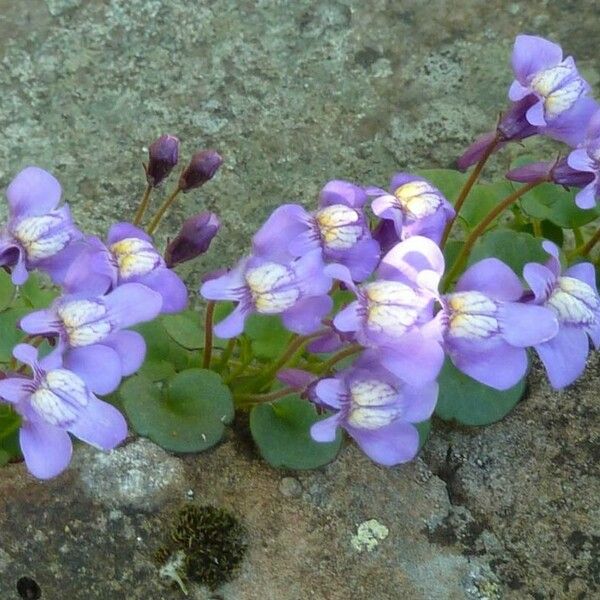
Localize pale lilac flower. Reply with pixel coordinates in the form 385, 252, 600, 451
509, 34, 595, 145
64, 223, 188, 313
427, 258, 559, 390
327, 236, 445, 385
0, 344, 127, 479
524, 241, 600, 388
253, 180, 380, 282
309, 356, 438, 466
0, 167, 83, 285
567, 109, 600, 208
200, 249, 333, 338
20, 283, 162, 394
370, 174, 455, 245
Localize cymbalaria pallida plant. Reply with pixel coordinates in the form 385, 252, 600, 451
1, 33, 600, 478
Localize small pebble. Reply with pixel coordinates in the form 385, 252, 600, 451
279, 477, 302, 497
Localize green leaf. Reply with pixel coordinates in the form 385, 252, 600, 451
435, 359, 526, 426
121, 369, 234, 453
244, 313, 291, 360
0, 307, 30, 362
460, 181, 514, 231
520, 182, 600, 228
415, 420, 431, 451
0, 270, 15, 312
162, 310, 204, 350
468, 230, 547, 277
0, 405, 21, 462
250, 397, 342, 469
416, 169, 467, 202
519, 220, 564, 246
19, 272, 58, 309
0, 449, 10, 466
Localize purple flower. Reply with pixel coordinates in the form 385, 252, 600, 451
64, 223, 188, 313
509, 35, 594, 145
178, 149, 223, 192
370, 174, 455, 245
326, 236, 445, 385
0, 344, 127, 479
309, 356, 438, 466
200, 249, 333, 338
252, 180, 380, 282
524, 241, 600, 388
428, 258, 559, 390
164, 212, 220, 268
0, 167, 83, 285
20, 283, 162, 394
506, 157, 593, 189
146, 134, 180, 187
567, 109, 600, 208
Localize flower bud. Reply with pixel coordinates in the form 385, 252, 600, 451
164, 212, 220, 267
178, 149, 223, 192
506, 157, 594, 187
146, 134, 180, 187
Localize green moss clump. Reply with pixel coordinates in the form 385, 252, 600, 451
155, 504, 247, 591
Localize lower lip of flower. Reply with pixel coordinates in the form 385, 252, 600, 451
446, 291, 500, 340
394, 181, 442, 220
245, 262, 300, 313
110, 238, 162, 278
315, 205, 362, 250
348, 379, 401, 429
548, 277, 599, 326
57, 299, 113, 346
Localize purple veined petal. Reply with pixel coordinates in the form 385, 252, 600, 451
0, 377, 30, 404
10, 254, 29, 285
104, 283, 163, 329
543, 97, 600, 147
500, 302, 559, 347
523, 262, 556, 303
282, 295, 333, 334
511, 34, 563, 83
508, 80, 531, 102
565, 261, 598, 292
449, 340, 528, 390
402, 211, 449, 246
6, 166, 62, 219
69, 396, 128, 450
20, 309, 60, 337
12, 343, 40, 369
319, 180, 367, 209
574, 182, 598, 209
323, 263, 357, 292
534, 326, 589, 389
252, 204, 309, 261
525, 100, 547, 127
314, 377, 345, 409
36, 239, 88, 287
294, 249, 332, 297
401, 381, 439, 423
62, 237, 115, 295
539, 240, 562, 277
200, 259, 248, 301
62, 344, 123, 395
101, 330, 146, 376
455, 258, 522, 301
139, 267, 188, 313
380, 330, 445, 385
567, 148, 597, 173
310, 414, 340, 442
337, 237, 381, 283
213, 303, 252, 338
107, 222, 152, 244
332, 300, 361, 333
372, 194, 404, 236
287, 227, 321, 258
20, 420, 73, 479
347, 421, 419, 466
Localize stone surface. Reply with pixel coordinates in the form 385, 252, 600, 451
0, 1, 600, 599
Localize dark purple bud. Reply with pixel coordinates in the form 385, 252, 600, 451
164, 212, 220, 267
178, 149, 223, 192
506, 158, 594, 188
146, 134, 180, 187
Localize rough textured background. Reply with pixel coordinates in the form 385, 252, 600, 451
0, 0, 599, 598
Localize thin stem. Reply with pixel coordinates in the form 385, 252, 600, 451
216, 338, 236, 372
146, 186, 182, 235
532, 218, 542, 238
133, 183, 153, 226
577, 227, 600, 257
317, 343, 362, 374
442, 179, 544, 291
236, 386, 295, 406
202, 301, 215, 369
440, 136, 500, 249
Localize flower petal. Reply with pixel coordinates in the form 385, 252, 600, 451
314, 378, 345, 409
456, 258, 522, 301
63, 345, 123, 395
200, 260, 247, 301
69, 396, 128, 450
310, 414, 340, 442
104, 283, 162, 329
500, 302, 558, 347
0, 377, 30, 404
336, 237, 380, 283
282, 295, 333, 334
252, 204, 309, 261
20, 420, 73, 479
511, 34, 563, 83
347, 421, 419, 466
102, 330, 147, 376
332, 301, 361, 333
20, 309, 60, 337
401, 381, 439, 423
523, 262, 556, 303
107, 222, 152, 244
7, 166, 62, 218
213, 304, 251, 338
319, 180, 367, 209
139, 267, 188, 313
